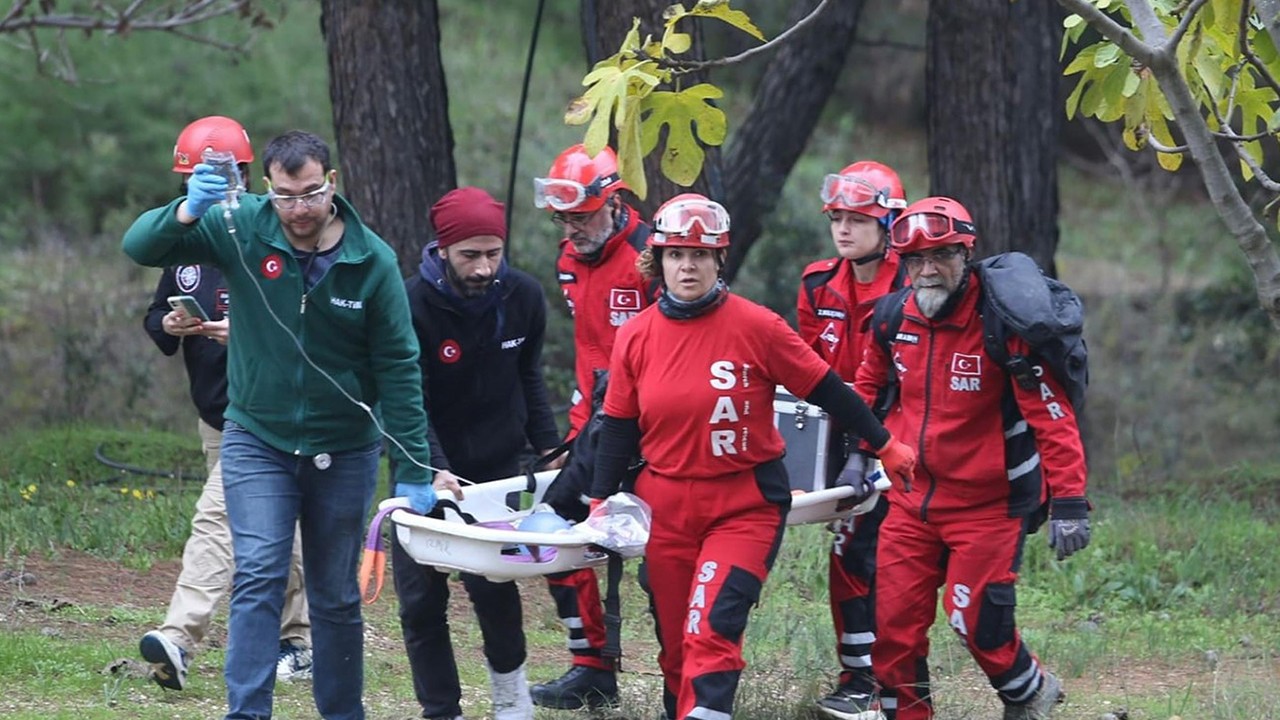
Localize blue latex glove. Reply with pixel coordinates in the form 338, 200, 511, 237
1047, 497, 1091, 560
395, 481, 438, 515
185, 163, 231, 219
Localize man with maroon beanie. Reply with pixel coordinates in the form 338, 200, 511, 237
393, 187, 561, 720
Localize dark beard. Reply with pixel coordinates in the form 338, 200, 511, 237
445, 259, 492, 298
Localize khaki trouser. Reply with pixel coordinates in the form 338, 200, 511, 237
158, 419, 310, 653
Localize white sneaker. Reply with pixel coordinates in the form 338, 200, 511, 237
139, 630, 189, 691
488, 662, 534, 720
276, 642, 313, 682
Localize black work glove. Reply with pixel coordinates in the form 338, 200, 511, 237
834, 452, 877, 510
1047, 496, 1091, 560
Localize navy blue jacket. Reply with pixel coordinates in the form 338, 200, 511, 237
145, 264, 229, 430
406, 253, 561, 482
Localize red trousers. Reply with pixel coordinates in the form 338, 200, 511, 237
545, 568, 612, 670
638, 464, 787, 720
873, 503, 1044, 719
827, 496, 887, 692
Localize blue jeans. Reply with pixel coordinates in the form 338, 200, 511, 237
220, 422, 380, 720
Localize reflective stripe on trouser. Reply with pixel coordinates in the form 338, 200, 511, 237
873, 503, 1041, 720
828, 494, 887, 692
545, 567, 612, 670
638, 461, 788, 720
160, 419, 310, 653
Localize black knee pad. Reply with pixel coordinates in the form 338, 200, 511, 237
708, 566, 762, 644
975, 582, 1017, 651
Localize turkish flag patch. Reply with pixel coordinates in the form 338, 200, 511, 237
609, 288, 641, 311
950, 353, 982, 376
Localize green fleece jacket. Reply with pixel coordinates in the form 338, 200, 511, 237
122, 194, 431, 485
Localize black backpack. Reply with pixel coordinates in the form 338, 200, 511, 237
870, 251, 1088, 418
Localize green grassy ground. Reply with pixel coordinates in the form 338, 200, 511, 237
2, 430, 1278, 719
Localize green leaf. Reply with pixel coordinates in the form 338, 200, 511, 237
1064, 44, 1101, 75
1094, 44, 1122, 67
1096, 65, 1131, 122
1064, 14, 1084, 29
663, 29, 692, 55
638, 84, 727, 186
1156, 151, 1183, 171
576, 59, 660, 157
1122, 70, 1141, 97
617, 99, 648, 200
686, 1, 766, 43
1065, 76, 1089, 118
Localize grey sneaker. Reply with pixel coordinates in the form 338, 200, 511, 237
1002, 670, 1064, 720
816, 682, 885, 720
139, 630, 189, 691
276, 641, 313, 682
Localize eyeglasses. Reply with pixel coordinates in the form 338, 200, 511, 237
268, 181, 332, 210
890, 211, 977, 248
551, 207, 601, 228
899, 245, 967, 271
820, 174, 907, 211
533, 174, 619, 212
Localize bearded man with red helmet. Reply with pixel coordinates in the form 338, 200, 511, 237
854, 197, 1089, 720
139, 116, 313, 692
527, 144, 658, 709
797, 161, 908, 720
587, 194, 917, 720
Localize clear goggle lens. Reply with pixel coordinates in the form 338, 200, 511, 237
652, 198, 731, 236
820, 174, 907, 211
890, 212, 975, 247
533, 178, 589, 211
268, 181, 331, 210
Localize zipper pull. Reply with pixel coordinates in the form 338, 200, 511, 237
301, 294, 308, 315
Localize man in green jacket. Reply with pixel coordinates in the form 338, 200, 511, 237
123, 130, 445, 720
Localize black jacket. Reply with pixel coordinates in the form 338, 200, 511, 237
405, 255, 561, 483
145, 264, 229, 430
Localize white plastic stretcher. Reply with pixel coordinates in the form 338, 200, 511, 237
387, 466, 890, 582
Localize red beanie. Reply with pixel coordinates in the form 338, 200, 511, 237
430, 187, 507, 249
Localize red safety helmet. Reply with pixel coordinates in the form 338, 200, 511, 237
820, 161, 906, 218
533, 144, 627, 213
889, 196, 977, 254
649, 193, 731, 249
172, 116, 253, 174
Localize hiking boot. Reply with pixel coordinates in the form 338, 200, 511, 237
139, 630, 189, 691
276, 641, 313, 682
1002, 670, 1064, 720
488, 662, 534, 720
816, 681, 885, 720
529, 665, 618, 709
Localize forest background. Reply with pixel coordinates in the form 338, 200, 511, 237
0, 1, 1278, 719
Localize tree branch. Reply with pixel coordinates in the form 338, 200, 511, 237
0, 0, 254, 34
1239, 0, 1280, 97
1167, 0, 1210, 50
666, 0, 832, 74
1057, 0, 1158, 65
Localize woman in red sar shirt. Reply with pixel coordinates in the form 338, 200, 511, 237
587, 193, 917, 720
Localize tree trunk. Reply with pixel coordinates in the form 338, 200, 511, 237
721, 0, 866, 282
321, 0, 456, 276
926, 0, 1062, 274
581, 0, 722, 219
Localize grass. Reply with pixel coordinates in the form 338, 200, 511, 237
2, 427, 1278, 719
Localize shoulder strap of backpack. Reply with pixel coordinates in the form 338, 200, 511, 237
869, 287, 911, 418
801, 263, 839, 311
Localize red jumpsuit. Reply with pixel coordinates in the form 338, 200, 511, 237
796, 253, 903, 696
604, 294, 834, 720
854, 275, 1087, 720
548, 207, 654, 671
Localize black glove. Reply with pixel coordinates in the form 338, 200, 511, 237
834, 452, 876, 510
1047, 496, 1091, 560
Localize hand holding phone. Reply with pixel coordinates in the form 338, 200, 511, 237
167, 295, 210, 322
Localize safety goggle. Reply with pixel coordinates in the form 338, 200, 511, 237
890, 211, 976, 247
819, 174, 907, 211
652, 198, 731, 242
267, 181, 332, 210
532, 174, 619, 211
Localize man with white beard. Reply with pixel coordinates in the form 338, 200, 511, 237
854, 196, 1088, 720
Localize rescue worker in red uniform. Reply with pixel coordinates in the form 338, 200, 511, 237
588, 194, 918, 720
796, 161, 907, 720
527, 144, 655, 709
854, 197, 1090, 720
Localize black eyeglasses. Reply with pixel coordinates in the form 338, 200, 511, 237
899, 245, 967, 271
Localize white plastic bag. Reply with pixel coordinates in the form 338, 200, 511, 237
576, 492, 652, 558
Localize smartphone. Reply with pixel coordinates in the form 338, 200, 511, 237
167, 294, 210, 321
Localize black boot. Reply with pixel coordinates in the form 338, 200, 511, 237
529, 665, 618, 709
